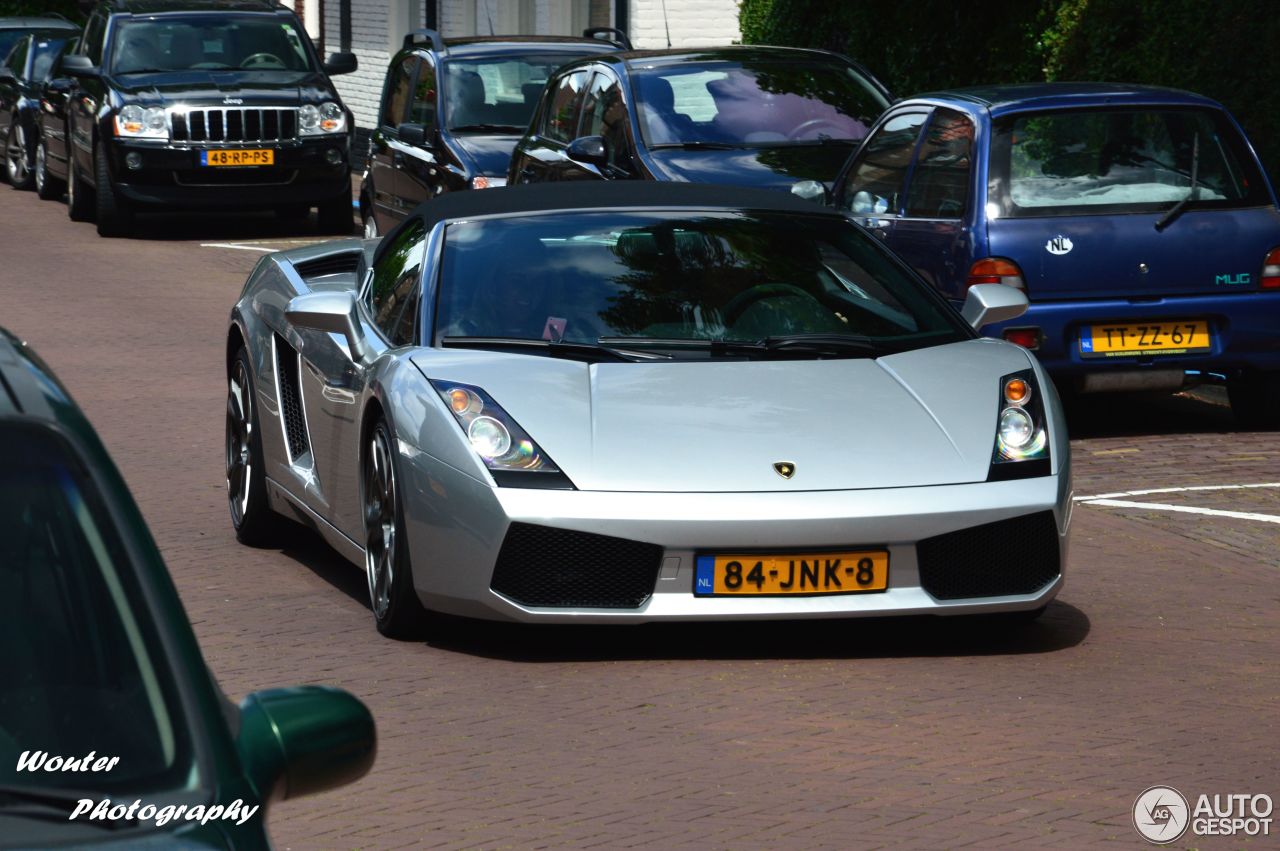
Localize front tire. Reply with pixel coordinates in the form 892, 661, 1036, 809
1228, 369, 1280, 430
364, 419, 430, 639
6, 123, 33, 190
227, 346, 285, 546
94, 144, 133, 237
362, 209, 378, 238
67, 151, 94, 221
35, 137, 64, 200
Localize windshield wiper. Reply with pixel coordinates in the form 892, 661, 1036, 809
0, 785, 138, 830
647, 141, 745, 150
1154, 132, 1200, 232
440, 336, 668, 362
114, 68, 171, 75
448, 123, 525, 133
597, 334, 888, 358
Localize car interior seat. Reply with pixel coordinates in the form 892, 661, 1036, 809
635, 76, 698, 145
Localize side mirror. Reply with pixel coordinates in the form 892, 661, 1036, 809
790, 179, 830, 204
397, 122, 428, 147
323, 52, 358, 76
237, 686, 375, 804
566, 135, 607, 170
286, 290, 369, 362
961, 284, 1029, 330
60, 54, 98, 77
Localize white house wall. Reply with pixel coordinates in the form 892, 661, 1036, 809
628, 0, 741, 49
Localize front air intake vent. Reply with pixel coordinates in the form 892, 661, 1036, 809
294, 250, 361, 280
916, 511, 1060, 600
274, 335, 310, 461
491, 523, 663, 608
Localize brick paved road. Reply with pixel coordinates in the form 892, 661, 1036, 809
1, 189, 1276, 849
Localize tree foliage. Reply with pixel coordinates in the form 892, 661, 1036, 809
0, 0, 85, 21
741, 0, 1280, 183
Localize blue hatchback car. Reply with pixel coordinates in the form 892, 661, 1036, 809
829, 83, 1280, 427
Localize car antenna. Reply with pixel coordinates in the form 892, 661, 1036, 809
661, 0, 672, 47
484, 0, 495, 36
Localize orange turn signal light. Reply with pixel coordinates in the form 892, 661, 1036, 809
1003, 377, 1030, 405
448, 388, 472, 414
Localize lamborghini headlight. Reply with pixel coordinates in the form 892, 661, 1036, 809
114, 104, 168, 139
430, 379, 570, 487
989, 370, 1050, 479
300, 101, 346, 135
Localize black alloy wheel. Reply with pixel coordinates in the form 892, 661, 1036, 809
227, 346, 286, 545
363, 418, 430, 638
35, 136, 64, 200
6, 123, 33, 189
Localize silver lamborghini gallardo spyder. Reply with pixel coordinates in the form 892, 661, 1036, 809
225, 183, 1071, 637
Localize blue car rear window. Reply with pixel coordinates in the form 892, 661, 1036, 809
988, 107, 1269, 218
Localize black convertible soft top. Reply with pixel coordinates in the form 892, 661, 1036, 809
399, 181, 836, 242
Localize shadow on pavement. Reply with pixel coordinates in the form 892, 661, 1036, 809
119, 209, 355, 242
1064, 384, 1238, 439
415, 600, 1089, 662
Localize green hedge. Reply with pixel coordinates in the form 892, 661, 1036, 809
741, 0, 1280, 184
0, 1, 84, 21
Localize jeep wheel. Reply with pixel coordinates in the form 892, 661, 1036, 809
94, 144, 134, 237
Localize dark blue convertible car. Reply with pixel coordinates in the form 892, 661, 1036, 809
830, 83, 1280, 427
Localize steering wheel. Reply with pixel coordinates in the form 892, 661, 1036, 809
241, 52, 285, 70
722, 283, 815, 325
788, 119, 848, 141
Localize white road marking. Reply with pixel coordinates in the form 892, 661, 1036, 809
1081, 498, 1280, 524
1074, 482, 1280, 524
200, 242, 278, 252
1074, 482, 1280, 501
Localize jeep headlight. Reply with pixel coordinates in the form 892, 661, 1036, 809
114, 104, 167, 139
300, 101, 345, 135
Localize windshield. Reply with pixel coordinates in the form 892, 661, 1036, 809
435, 210, 968, 356
444, 53, 594, 131
632, 59, 886, 148
0, 425, 195, 796
109, 15, 314, 74
31, 37, 71, 81
988, 107, 1268, 217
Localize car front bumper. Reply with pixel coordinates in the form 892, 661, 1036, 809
399, 451, 1072, 624
104, 136, 351, 209
978, 292, 1280, 378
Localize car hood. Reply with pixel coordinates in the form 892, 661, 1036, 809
411, 339, 1032, 492
646, 143, 855, 190
447, 134, 521, 178
108, 70, 335, 106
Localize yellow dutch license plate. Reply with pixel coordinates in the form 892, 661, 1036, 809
200, 148, 274, 167
693, 551, 889, 596
1081, 319, 1212, 358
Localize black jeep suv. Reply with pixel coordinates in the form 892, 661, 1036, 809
360, 27, 627, 238
55, 0, 357, 237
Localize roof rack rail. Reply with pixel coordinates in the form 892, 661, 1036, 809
404, 28, 444, 52
583, 27, 631, 50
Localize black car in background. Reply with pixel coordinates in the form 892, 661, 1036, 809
507, 46, 890, 191
359, 27, 628, 238
1, 31, 78, 192
0, 14, 78, 60
53, 0, 358, 237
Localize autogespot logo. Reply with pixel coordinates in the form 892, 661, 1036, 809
1133, 786, 1190, 844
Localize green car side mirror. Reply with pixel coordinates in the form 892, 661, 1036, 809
237, 685, 376, 804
